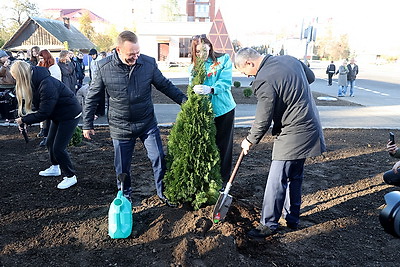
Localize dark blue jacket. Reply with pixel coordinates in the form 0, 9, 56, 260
83, 52, 186, 139
21, 66, 82, 125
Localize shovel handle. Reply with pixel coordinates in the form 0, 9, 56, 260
227, 150, 245, 185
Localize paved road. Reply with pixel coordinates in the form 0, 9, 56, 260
157, 66, 400, 129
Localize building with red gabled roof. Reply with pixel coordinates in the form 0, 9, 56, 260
42, 8, 109, 33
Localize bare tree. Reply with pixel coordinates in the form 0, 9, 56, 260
0, 0, 38, 46
8, 0, 39, 26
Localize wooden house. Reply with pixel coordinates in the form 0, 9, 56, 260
2, 16, 95, 53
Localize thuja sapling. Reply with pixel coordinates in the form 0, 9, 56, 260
164, 43, 222, 210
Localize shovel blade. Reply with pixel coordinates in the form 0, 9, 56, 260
212, 192, 232, 223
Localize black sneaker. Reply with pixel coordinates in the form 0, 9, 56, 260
159, 196, 177, 207
247, 224, 277, 239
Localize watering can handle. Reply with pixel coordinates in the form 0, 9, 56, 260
118, 173, 128, 193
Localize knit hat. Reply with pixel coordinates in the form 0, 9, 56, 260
88, 48, 98, 55
0, 50, 8, 58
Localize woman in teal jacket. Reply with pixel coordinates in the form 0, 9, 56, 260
189, 34, 236, 184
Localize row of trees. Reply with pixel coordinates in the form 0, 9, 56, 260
232, 36, 351, 61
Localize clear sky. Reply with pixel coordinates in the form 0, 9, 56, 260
30, 0, 400, 54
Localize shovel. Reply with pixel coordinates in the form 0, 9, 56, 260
212, 150, 245, 223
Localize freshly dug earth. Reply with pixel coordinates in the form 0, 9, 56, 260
1, 89, 398, 266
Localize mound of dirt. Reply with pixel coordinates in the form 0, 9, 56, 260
1, 125, 399, 266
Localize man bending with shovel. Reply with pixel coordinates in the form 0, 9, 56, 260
234, 48, 326, 238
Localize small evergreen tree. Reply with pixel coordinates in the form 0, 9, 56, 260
68, 126, 83, 147
164, 48, 222, 210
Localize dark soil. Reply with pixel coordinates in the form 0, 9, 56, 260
1, 87, 398, 267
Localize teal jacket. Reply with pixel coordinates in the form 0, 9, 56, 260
189, 53, 236, 117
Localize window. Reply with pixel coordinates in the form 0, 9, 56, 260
195, 3, 209, 18
179, 38, 191, 58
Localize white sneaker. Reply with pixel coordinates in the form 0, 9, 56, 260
39, 165, 61, 176
57, 175, 77, 189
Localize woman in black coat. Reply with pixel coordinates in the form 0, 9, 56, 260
58, 50, 77, 93
12, 60, 82, 190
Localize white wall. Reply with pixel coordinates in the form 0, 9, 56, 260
137, 21, 212, 65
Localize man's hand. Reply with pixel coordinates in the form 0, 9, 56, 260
193, 85, 211, 95
241, 138, 252, 155
387, 140, 398, 155
83, 129, 95, 140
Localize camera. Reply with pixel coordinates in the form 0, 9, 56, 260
380, 191, 400, 237
0, 89, 17, 120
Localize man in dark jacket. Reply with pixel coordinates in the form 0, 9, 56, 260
83, 31, 187, 205
235, 48, 326, 238
326, 60, 336, 86
347, 58, 359, 97
74, 52, 85, 89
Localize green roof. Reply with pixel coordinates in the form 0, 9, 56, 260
2, 16, 95, 51
31, 17, 95, 49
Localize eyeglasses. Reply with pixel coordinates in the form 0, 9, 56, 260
192, 34, 207, 40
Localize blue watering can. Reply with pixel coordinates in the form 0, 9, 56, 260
108, 173, 132, 239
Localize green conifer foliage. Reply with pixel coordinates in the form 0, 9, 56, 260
164, 50, 222, 210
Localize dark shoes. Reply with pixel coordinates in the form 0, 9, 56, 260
247, 224, 277, 239
159, 196, 177, 207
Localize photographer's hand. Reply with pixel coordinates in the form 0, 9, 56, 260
387, 141, 398, 155
393, 161, 400, 174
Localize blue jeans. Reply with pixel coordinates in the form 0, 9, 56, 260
347, 80, 355, 96
338, 85, 346, 96
113, 126, 166, 199
260, 159, 306, 230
